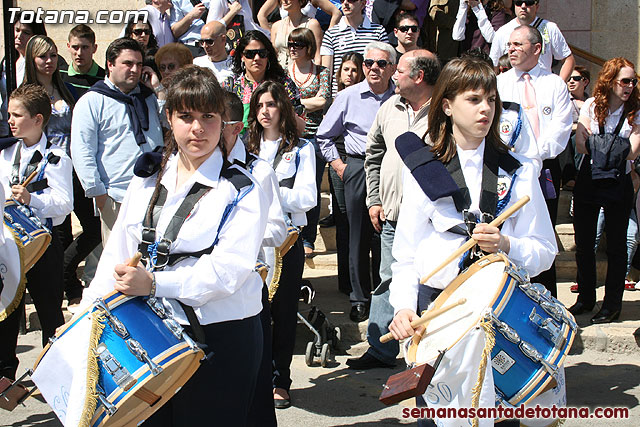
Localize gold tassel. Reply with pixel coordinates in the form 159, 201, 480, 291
267, 248, 283, 303
471, 317, 496, 427
79, 310, 107, 427
0, 226, 28, 321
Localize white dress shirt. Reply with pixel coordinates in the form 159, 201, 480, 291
81, 149, 269, 325
389, 141, 557, 315
258, 136, 317, 227
497, 65, 573, 165
228, 137, 287, 248
489, 17, 572, 70
0, 133, 73, 226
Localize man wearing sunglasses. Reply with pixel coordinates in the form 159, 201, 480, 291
497, 25, 572, 298
320, 0, 388, 97
489, 0, 575, 81
193, 21, 233, 82
393, 12, 422, 59
318, 42, 397, 323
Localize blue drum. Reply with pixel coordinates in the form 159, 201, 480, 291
408, 252, 577, 407
33, 291, 203, 426
3, 199, 51, 272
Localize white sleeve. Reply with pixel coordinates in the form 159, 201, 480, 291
279, 142, 317, 214
548, 22, 572, 61
206, 0, 227, 24
473, 4, 495, 43
489, 29, 506, 66
254, 161, 288, 248
537, 78, 573, 159
29, 150, 73, 220
452, 1, 468, 41
389, 168, 434, 315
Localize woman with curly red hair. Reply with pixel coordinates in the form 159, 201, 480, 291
570, 57, 640, 324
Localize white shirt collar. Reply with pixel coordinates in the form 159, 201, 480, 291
227, 137, 247, 164
160, 148, 223, 193
457, 139, 485, 169
515, 63, 542, 81
338, 15, 373, 30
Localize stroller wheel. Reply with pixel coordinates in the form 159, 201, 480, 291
320, 343, 330, 368
305, 341, 315, 366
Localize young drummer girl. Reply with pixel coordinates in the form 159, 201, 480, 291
246, 81, 316, 409
388, 56, 557, 342
80, 66, 269, 425
388, 56, 559, 425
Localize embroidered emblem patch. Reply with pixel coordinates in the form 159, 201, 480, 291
497, 175, 511, 199
282, 152, 295, 162
226, 29, 236, 40
500, 121, 513, 134
542, 106, 552, 116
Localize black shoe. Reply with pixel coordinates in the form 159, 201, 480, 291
319, 214, 335, 228
349, 303, 369, 322
274, 389, 291, 409
590, 308, 620, 324
568, 302, 594, 316
346, 352, 396, 370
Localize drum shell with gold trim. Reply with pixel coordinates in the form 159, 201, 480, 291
4, 199, 51, 272
408, 253, 576, 407
33, 291, 203, 427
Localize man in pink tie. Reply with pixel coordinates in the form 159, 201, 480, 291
496, 25, 572, 297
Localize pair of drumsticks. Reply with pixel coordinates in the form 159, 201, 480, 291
379, 195, 530, 343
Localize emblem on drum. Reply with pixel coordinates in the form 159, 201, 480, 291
500, 122, 512, 134
282, 152, 296, 162
497, 175, 511, 199
542, 106, 552, 115
492, 350, 516, 375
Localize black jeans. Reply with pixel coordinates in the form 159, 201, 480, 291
328, 167, 351, 294
343, 156, 381, 304
574, 176, 633, 311
271, 239, 304, 391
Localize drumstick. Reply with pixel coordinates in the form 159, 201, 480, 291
128, 252, 143, 267
380, 298, 467, 343
419, 195, 530, 285
21, 169, 39, 187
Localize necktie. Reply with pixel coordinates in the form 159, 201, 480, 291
522, 72, 540, 139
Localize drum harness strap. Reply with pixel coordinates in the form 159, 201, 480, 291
137, 161, 254, 349
395, 132, 521, 269
7, 138, 60, 229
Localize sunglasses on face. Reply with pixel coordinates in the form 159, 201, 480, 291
514, 0, 537, 7
568, 75, 585, 82
617, 78, 638, 87
199, 38, 218, 46
341, 0, 360, 3
287, 41, 308, 50
397, 25, 419, 33
243, 49, 269, 59
363, 59, 390, 68
132, 28, 150, 36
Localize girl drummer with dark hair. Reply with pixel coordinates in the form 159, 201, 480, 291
246, 80, 316, 409
388, 56, 557, 342
80, 65, 269, 425
386, 55, 559, 424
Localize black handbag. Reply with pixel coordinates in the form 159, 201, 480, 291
586, 112, 630, 187
574, 112, 631, 204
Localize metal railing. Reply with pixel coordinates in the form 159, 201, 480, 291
569, 43, 606, 67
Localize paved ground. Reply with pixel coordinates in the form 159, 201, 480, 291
4, 252, 640, 427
